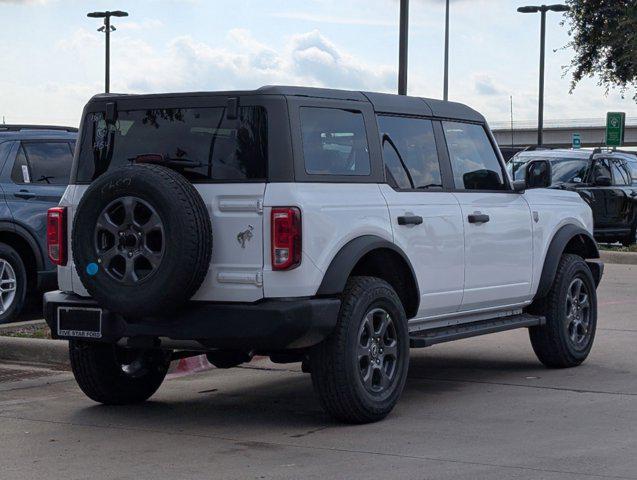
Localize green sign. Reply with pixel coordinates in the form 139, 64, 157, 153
606, 112, 625, 147
572, 132, 581, 149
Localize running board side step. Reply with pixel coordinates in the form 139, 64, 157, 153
409, 313, 545, 348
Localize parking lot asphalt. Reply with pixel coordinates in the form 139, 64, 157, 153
1, 264, 635, 480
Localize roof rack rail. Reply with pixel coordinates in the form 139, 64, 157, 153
0, 124, 78, 133
522, 145, 552, 152
591, 147, 637, 157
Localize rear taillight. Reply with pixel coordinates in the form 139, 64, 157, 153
47, 207, 67, 266
271, 207, 301, 271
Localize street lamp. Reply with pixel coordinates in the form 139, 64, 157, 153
517, 4, 570, 146
443, 0, 450, 101
398, 0, 409, 95
87, 10, 129, 94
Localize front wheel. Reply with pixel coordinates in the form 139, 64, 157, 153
529, 254, 597, 368
310, 276, 409, 423
69, 340, 171, 405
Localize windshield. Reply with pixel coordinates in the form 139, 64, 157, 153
75, 106, 267, 183
509, 156, 589, 184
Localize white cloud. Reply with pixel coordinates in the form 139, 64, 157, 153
473, 74, 502, 96
54, 28, 398, 95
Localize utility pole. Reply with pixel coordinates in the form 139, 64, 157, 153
87, 10, 129, 93
517, 4, 570, 146
398, 0, 409, 95
510, 95, 514, 147
443, 0, 450, 101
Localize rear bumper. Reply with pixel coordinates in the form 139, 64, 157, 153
44, 291, 340, 351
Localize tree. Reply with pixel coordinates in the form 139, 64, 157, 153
564, 0, 637, 101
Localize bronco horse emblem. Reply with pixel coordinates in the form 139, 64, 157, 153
236, 225, 254, 248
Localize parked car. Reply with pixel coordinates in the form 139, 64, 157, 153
508, 148, 637, 246
0, 124, 77, 323
44, 87, 602, 423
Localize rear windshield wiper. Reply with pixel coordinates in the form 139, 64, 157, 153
129, 154, 210, 169
417, 183, 443, 190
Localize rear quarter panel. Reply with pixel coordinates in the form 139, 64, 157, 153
263, 183, 392, 298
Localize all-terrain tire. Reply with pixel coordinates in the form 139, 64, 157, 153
0, 242, 27, 324
69, 340, 170, 405
72, 164, 212, 317
529, 254, 597, 368
310, 276, 409, 423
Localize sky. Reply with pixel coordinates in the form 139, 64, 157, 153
0, 0, 635, 127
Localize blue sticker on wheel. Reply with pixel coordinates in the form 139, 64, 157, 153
86, 262, 99, 276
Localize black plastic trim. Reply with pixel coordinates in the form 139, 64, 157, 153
44, 291, 341, 351
317, 235, 420, 304
410, 313, 545, 348
0, 220, 45, 272
535, 225, 601, 299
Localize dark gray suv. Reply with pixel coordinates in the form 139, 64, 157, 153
0, 125, 77, 323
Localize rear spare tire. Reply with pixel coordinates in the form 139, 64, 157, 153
73, 164, 212, 317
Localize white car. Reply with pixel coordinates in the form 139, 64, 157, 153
44, 86, 603, 423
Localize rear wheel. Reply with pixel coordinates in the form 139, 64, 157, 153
310, 276, 409, 423
0, 243, 27, 324
529, 254, 597, 368
69, 340, 171, 405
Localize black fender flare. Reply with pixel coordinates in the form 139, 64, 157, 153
316, 235, 420, 306
535, 224, 600, 300
0, 221, 45, 272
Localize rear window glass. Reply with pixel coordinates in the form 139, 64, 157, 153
300, 107, 371, 176
76, 106, 267, 183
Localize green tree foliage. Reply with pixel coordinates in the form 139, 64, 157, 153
564, 0, 637, 100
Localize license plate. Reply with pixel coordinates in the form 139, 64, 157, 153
57, 307, 103, 339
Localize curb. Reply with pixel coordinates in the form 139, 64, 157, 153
599, 250, 637, 265
0, 336, 70, 368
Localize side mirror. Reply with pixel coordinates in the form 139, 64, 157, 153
512, 180, 526, 193
525, 160, 552, 189
594, 175, 612, 187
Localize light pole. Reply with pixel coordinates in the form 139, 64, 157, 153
398, 0, 409, 95
517, 4, 569, 146
87, 10, 129, 94
443, 0, 450, 101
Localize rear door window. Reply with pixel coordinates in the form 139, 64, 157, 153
629, 161, 637, 185
11, 146, 30, 183
300, 107, 371, 176
77, 106, 267, 183
13, 142, 73, 185
610, 159, 631, 186
377, 116, 442, 190
443, 121, 506, 191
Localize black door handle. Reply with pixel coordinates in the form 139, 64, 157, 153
468, 213, 490, 224
14, 190, 35, 200
397, 215, 423, 226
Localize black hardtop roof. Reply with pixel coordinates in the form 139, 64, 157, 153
88, 85, 485, 123
0, 124, 77, 141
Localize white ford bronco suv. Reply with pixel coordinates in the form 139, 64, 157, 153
44, 86, 603, 423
